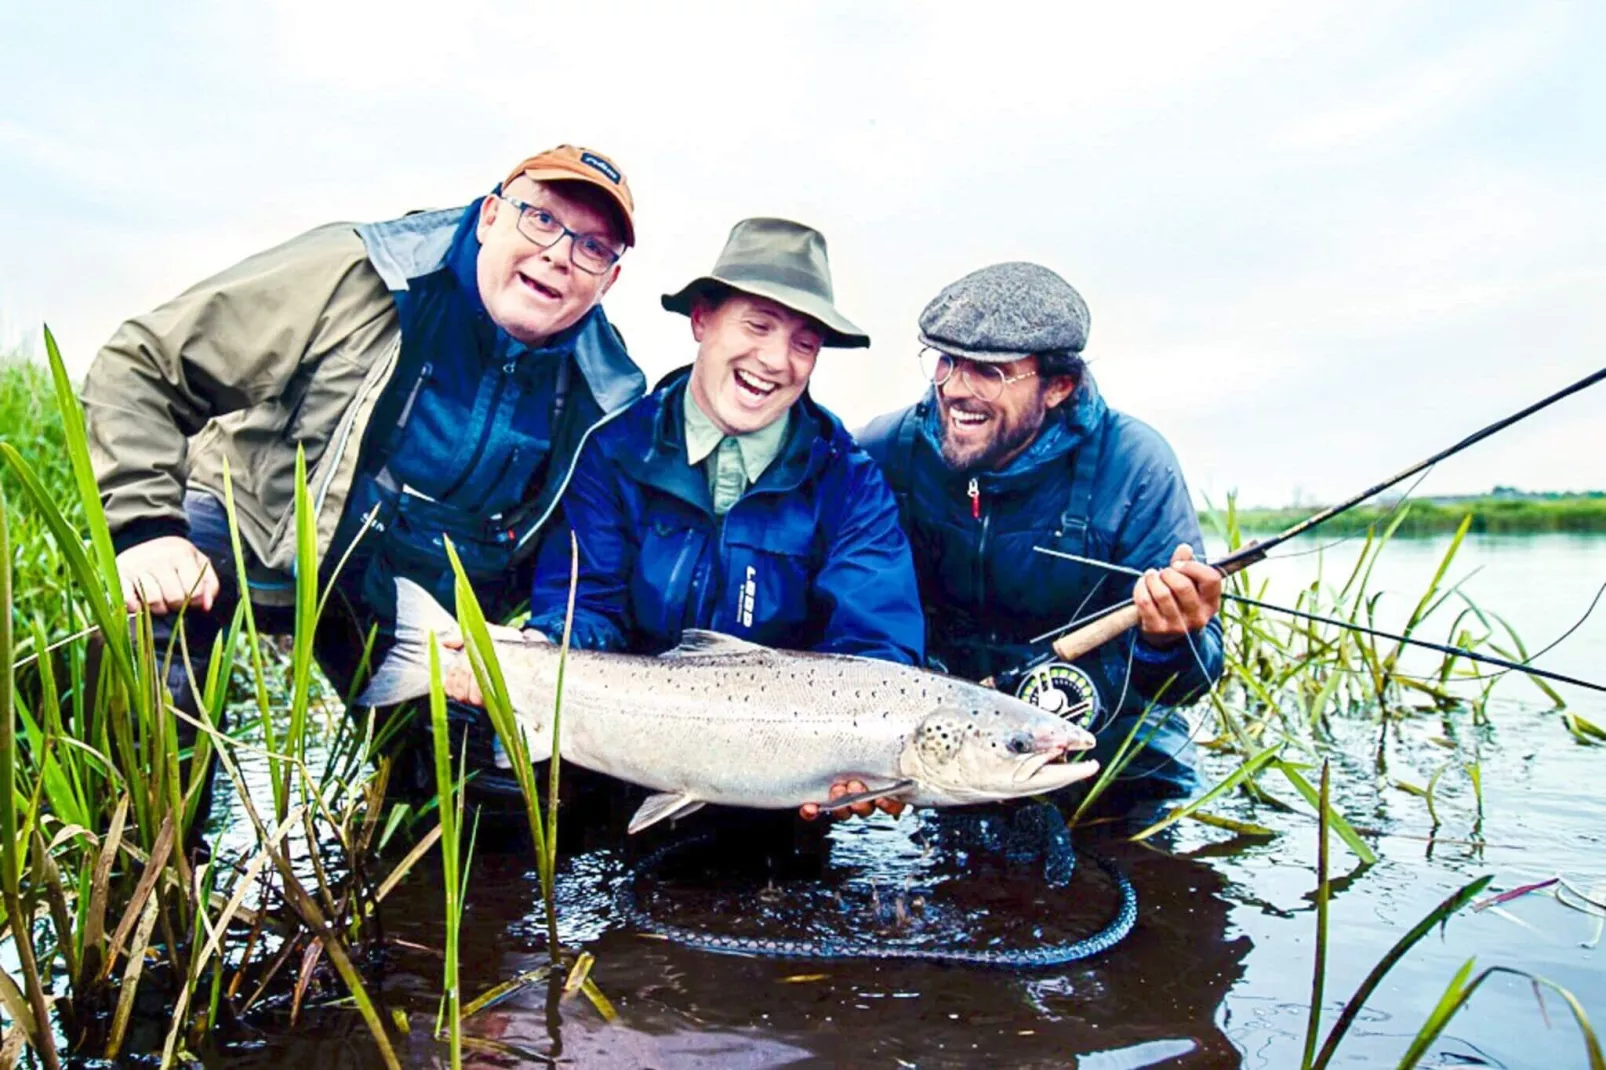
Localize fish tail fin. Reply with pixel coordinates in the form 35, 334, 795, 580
357, 578, 460, 708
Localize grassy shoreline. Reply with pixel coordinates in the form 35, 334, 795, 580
1212, 495, 1606, 536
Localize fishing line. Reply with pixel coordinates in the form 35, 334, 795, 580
1030, 545, 1606, 691
1225, 589, 1606, 693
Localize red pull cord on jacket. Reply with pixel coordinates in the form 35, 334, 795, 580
968, 478, 981, 520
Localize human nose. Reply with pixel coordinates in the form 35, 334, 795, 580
537, 230, 575, 273
753, 333, 791, 372
939, 363, 977, 399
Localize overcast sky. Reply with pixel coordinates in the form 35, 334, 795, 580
2, 1, 1600, 507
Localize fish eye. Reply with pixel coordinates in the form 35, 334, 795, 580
1006, 735, 1034, 756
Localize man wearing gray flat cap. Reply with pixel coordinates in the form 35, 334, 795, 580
857, 262, 1224, 799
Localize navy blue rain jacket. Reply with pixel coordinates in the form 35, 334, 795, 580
526, 370, 925, 665
857, 373, 1223, 715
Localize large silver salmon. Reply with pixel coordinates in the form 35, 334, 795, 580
361, 579, 1099, 833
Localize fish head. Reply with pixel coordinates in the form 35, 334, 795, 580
901, 703, 1099, 804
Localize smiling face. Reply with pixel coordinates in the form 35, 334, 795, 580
474, 178, 622, 345
934, 355, 1078, 473
686, 292, 825, 436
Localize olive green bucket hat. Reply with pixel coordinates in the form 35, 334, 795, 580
661, 217, 870, 348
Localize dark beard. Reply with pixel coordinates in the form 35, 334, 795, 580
937, 395, 1048, 475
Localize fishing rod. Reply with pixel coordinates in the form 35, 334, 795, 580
1023, 548, 1606, 694
1041, 363, 1606, 664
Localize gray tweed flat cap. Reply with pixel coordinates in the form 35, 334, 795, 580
917, 262, 1090, 363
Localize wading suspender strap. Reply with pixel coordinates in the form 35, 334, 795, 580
550, 350, 573, 432
887, 402, 926, 522
1059, 410, 1109, 559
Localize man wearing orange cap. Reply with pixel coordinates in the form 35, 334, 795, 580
83, 145, 646, 811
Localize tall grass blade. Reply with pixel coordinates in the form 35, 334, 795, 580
104, 895, 160, 1060
1275, 762, 1378, 865
219, 459, 281, 816
1132, 744, 1281, 842
1309, 873, 1493, 1069
0, 485, 59, 1069
428, 636, 463, 1070
443, 540, 559, 956
1300, 761, 1332, 1070
283, 446, 318, 811
1396, 964, 1604, 1070
41, 327, 119, 607
545, 532, 581, 905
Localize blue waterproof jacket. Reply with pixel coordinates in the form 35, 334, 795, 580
857, 373, 1223, 719
527, 369, 925, 664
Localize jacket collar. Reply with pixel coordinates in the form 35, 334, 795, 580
356, 199, 645, 416
626, 366, 845, 513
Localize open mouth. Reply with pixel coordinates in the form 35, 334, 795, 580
947, 404, 990, 431
517, 272, 562, 302
734, 368, 780, 400
1013, 723, 1099, 788
1015, 748, 1101, 790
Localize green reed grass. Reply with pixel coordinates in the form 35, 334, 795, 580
1118, 491, 1570, 852
428, 636, 465, 1070
0, 333, 450, 1065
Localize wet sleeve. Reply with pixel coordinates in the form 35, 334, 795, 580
525, 442, 634, 651
1107, 437, 1225, 706
810, 462, 926, 666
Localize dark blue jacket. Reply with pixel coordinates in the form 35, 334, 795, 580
527, 370, 925, 664
857, 374, 1223, 715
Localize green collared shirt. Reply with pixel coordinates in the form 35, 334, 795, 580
683, 388, 791, 515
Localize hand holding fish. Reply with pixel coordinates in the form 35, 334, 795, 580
799, 779, 909, 822
438, 636, 483, 707
1133, 544, 1222, 646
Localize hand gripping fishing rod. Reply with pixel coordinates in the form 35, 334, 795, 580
1044, 363, 1606, 663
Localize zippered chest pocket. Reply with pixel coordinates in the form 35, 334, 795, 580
720, 522, 816, 642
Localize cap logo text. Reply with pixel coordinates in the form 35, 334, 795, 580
580, 153, 621, 184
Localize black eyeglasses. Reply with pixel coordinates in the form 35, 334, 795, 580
497, 194, 623, 275
918, 347, 1038, 401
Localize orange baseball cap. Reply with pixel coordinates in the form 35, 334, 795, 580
502, 144, 636, 247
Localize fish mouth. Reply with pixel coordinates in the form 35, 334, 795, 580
1013, 745, 1100, 791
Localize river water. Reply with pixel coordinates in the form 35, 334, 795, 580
224, 533, 1604, 1068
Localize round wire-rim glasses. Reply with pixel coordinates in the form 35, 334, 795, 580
497, 194, 623, 275
918, 347, 1038, 401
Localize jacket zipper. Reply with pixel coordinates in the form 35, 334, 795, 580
968, 477, 980, 520
393, 361, 432, 431
975, 481, 992, 611
312, 335, 400, 524
512, 402, 633, 554
436, 365, 511, 502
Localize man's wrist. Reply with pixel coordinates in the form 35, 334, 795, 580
111, 517, 190, 555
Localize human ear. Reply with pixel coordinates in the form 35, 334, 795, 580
475, 194, 500, 243
1043, 375, 1079, 410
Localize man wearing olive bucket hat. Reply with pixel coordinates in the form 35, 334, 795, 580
509, 218, 923, 673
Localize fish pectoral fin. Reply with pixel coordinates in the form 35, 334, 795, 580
628, 792, 708, 835
661, 630, 768, 659
812, 779, 916, 813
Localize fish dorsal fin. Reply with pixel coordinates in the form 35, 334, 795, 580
661, 629, 767, 659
